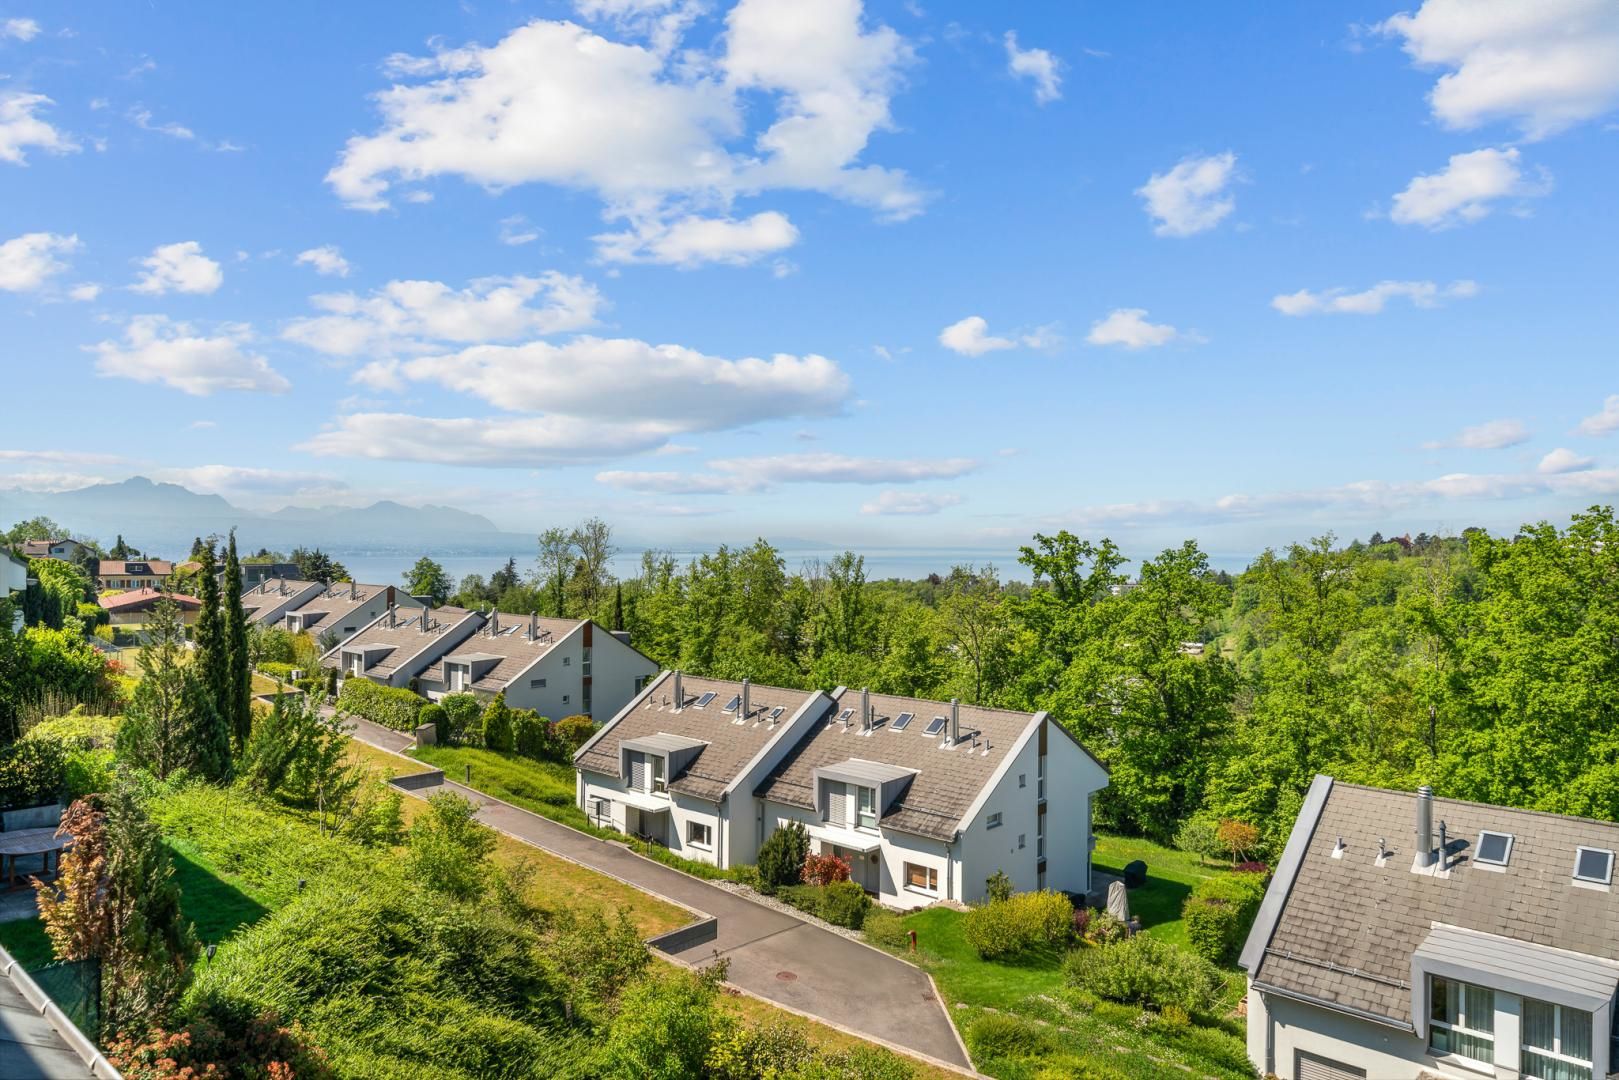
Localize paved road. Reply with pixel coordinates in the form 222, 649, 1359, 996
343, 716, 972, 1071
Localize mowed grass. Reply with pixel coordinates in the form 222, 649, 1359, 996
720, 986, 964, 1080
1091, 832, 1239, 952
408, 743, 586, 826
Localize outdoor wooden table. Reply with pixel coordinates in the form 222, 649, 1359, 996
0, 827, 70, 887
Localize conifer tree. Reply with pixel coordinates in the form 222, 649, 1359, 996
190, 542, 233, 778
223, 532, 252, 751
613, 583, 625, 632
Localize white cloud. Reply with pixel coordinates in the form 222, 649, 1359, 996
1422, 417, 1530, 450
0, 449, 125, 467
151, 465, 351, 504
295, 245, 350, 277
189, 420, 216, 429
861, 490, 962, 515
89, 315, 289, 396
1539, 447, 1594, 474
499, 215, 541, 246
597, 451, 976, 494
595, 210, 800, 267
131, 241, 224, 295
68, 282, 101, 302
1577, 394, 1619, 437
1136, 151, 1238, 237
2, 17, 41, 41
937, 315, 1054, 357
1378, 0, 1619, 140
1272, 278, 1478, 316
1389, 146, 1551, 229
0, 231, 80, 291
0, 92, 78, 164
573, 0, 705, 56
300, 412, 679, 467
326, 3, 921, 260
1004, 31, 1062, 105
283, 272, 604, 357
129, 106, 195, 141
1085, 308, 1183, 349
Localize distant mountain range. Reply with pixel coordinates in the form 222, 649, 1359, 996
0, 477, 512, 555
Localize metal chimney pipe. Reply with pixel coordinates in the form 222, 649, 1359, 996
387, 603, 395, 629
950, 698, 960, 744
742, 677, 751, 720
1415, 785, 1435, 869
1438, 820, 1448, 870
861, 688, 870, 731
529, 611, 537, 641
673, 670, 683, 709
420, 606, 429, 634
490, 610, 499, 636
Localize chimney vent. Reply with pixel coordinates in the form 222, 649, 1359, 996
861, 688, 870, 732
490, 610, 499, 637
673, 671, 683, 710
420, 608, 430, 634
1438, 820, 1449, 870
529, 612, 537, 641
387, 603, 396, 629
742, 677, 751, 721
950, 699, 960, 744
350, 580, 357, 600
1414, 785, 1435, 870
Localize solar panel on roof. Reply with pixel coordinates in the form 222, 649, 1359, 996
892, 711, 914, 731
695, 691, 717, 708
923, 715, 947, 735
722, 695, 741, 712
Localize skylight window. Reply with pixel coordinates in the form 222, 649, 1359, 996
835, 707, 854, 725
767, 706, 784, 722
892, 711, 914, 731
1475, 831, 1513, 867
694, 691, 717, 708
923, 715, 947, 736
722, 695, 741, 713
1574, 846, 1614, 885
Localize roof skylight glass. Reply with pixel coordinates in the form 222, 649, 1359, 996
694, 691, 717, 708
722, 695, 741, 713
836, 707, 854, 724
892, 711, 914, 731
923, 715, 947, 736
1574, 846, 1614, 885
767, 706, 784, 721
1475, 830, 1513, 866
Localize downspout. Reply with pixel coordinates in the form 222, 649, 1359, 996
718, 794, 727, 868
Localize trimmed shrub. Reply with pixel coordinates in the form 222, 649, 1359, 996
962, 890, 1074, 959
420, 702, 448, 744
775, 883, 823, 917
0, 737, 66, 811
1084, 908, 1127, 945
756, 822, 809, 895
481, 694, 515, 753
1182, 871, 1269, 964
259, 661, 298, 681
966, 1013, 1053, 1062
555, 714, 595, 753
1063, 934, 1226, 1013
440, 692, 482, 744
336, 678, 425, 732
512, 709, 560, 761
819, 879, 870, 929
862, 909, 909, 951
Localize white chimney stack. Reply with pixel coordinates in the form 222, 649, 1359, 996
742, 677, 751, 720
673, 670, 683, 710
950, 699, 960, 744
420, 607, 430, 634
529, 611, 537, 641
490, 610, 499, 636
861, 688, 870, 732
1414, 785, 1435, 870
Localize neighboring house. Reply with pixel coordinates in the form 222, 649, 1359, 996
574, 673, 834, 868
97, 559, 174, 591
756, 688, 1108, 909
241, 561, 301, 589
276, 581, 418, 648
426, 612, 658, 720
20, 538, 88, 562
320, 604, 483, 689
1241, 775, 1619, 1080
2, 551, 28, 631
241, 578, 327, 629
99, 587, 202, 625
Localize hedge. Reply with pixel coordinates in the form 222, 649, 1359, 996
962, 890, 1074, 959
259, 662, 298, 681
0, 737, 67, 811
1181, 871, 1269, 965
1063, 934, 1226, 1013
336, 678, 427, 732
774, 881, 870, 929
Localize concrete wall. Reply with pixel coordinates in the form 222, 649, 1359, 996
1043, 721, 1108, 896
500, 623, 656, 722
956, 730, 1043, 904
584, 626, 660, 722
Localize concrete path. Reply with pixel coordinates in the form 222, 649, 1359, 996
343, 715, 972, 1071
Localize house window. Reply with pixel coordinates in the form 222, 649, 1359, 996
1019, 773, 1026, 788
905, 863, 938, 893
583, 682, 591, 715
582, 647, 591, 675
687, 821, 713, 849
986, 812, 1003, 830
857, 786, 877, 830
1037, 815, 1046, 858
650, 755, 666, 794
530, 678, 546, 688
449, 666, 468, 692
1522, 998, 1593, 1080
563, 655, 571, 666
1018, 833, 1026, 850
592, 797, 612, 826
562, 694, 570, 705
1428, 976, 1494, 1064
1037, 756, 1046, 800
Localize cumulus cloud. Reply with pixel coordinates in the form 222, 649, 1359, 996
326, 2, 920, 262
1577, 394, 1619, 437
69, 282, 101, 302
499, 215, 541, 246
1004, 31, 1061, 105
131, 241, 224, 295
1421, 418, 1530, 450
1136, 151, 1238, 237
89, 316, 290, 396
938, 315, 1055, 357
1539, 448, 1594, 474
2, 17, 41, 41
151, 465, 352, 505
295, 245, 351, 277
1389, 147, 1551, 229
1379, 0, 1619, 140
300, 412, 679, 467
860, 490, 962, 515
283, 273, 604, 357
1085, 308, 1184, 349
1272, 278, 1478, 316
597, 452, 977, 494
595, 210, 800, 267
0, 231, 79, 292
0, 92, 78, 164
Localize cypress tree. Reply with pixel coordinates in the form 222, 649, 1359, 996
222, 532, 252, 751
189, 542, 232, 780
613, 583, 624, 632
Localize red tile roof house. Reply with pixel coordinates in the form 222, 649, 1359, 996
98, 586, 202, 625
1239, 775, 1619, 1080
97, 559, 174, 591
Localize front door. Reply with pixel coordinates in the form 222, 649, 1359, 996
835, 844, 878, 893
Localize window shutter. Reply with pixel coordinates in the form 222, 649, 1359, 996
630, 752, 647, 791
826, 781, 848, 824
1294, 1051, 1366, 1080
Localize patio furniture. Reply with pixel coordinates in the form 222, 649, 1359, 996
0, 827, 71, 887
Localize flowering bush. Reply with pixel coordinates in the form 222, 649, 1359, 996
106, 1011, 332, 1080
801, 852, 851, 887
1234, 860, 1270, 874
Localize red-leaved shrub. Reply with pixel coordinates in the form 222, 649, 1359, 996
801, 852, 851, 887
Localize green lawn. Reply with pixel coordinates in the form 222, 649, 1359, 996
1092, 832, 1240, 952
410, 743, 586, 827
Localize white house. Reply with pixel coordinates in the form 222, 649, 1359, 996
423, 612, 658, 721
754, 688, 1108, 910
1241, 775, 1619, 1080
276, 581, 419, 648
320, 604, 483, 690
241, 577, 328, 629
574, 673, 833, 867
19, 538, 88, 562
2, 551, 28, 631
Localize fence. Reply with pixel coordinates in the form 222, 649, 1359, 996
32, 956, 100, 1040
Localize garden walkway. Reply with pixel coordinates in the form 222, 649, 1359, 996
341, 715, 973, 1072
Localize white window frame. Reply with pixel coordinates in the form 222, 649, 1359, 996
986, 811, 1003, 830
856, 785, 877, 831
1574, 846, 1614, 885
1037, 755, 1046, 801
686, 820, 713, 850
448, 664, 468, 692
1427, 975, 1495, 1066
904, 862, 938, 894
1521, 998, 1593, 1080
650, 754, 666, 794
591, 797, 612, 827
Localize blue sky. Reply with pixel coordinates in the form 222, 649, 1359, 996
4, 0, 1619, 565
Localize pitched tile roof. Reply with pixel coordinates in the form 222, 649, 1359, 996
320, 606, 481, 681
439, 613, 584, 692
98, 586, 200, 612
1247, 779, 1619, 1028
754, 689, 1042, 841
241, 578, 320, 620
98, 559, 173, 576
575, 672, 821, 803
282, 581, 392, 630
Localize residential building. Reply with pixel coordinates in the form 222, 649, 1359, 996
426, 612, 658, 720
99, 587, 202, 625
574, 673, 833, 867
241, 577, 328, 629
2, 551, 28, 631
1241, 775, 1619, 1080
574, 675, 1110, 907
19, 538, 88, 562
97, 559, 173, 591
756, 688, 1108, 909
274, 581, 418, 648
240, 561, 301, 589
321, 604, 483, 690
